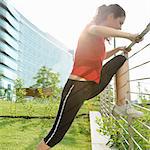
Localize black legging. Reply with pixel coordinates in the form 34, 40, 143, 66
44, 55, 126, 147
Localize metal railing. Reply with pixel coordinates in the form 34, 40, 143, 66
98, 24, 150, 149
99, 85, 150, 150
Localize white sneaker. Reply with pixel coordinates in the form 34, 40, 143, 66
112, 102, 143, 118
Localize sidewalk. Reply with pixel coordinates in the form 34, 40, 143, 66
89, 111, 111, 150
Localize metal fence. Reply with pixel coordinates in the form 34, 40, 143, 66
99, 86, 150, 149
98, 27, 150, 149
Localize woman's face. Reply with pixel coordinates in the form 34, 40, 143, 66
106, 14, 125, 30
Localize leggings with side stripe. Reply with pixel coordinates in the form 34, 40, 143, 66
44, 55, 126, 147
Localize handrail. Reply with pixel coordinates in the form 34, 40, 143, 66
126, 22, 150, 52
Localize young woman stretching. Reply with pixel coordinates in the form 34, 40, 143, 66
37, 4, 143, 150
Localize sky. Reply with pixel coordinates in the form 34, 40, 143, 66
11, 0, 150, 100
12, 0, 150, 49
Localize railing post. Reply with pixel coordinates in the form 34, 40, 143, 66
115, 53, 134, 149
115, 53, 131, 102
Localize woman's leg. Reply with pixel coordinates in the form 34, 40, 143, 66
85, 55, 127, 100
84, 55, 143, 118
37, 79, 95, 149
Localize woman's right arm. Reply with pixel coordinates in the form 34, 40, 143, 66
87, 25, 140, 42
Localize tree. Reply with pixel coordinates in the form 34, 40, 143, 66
14, 78, 26, 102
32, 66, 60, 88
0, 72, 4, 97
32, 66, 61, 100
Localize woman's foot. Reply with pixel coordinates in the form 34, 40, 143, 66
112, 103, 143, 118
36, 139, 50, 150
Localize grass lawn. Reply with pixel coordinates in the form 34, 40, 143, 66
0, 97, 100, 150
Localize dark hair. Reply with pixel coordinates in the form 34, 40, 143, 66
94, 4, 126, 25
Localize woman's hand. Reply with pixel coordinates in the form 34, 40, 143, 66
128, 33, 143, 43
115, 46, 129, 53
105, 46, 129, 59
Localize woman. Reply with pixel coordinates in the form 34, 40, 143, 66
37, 4, 143, 150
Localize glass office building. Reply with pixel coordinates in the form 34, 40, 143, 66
0, 0, 73, 88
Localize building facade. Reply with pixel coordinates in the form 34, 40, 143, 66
0, 0, 73, 89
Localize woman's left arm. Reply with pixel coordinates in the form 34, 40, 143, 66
105, 46, 128, 59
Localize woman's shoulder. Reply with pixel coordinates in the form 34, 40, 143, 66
81, 22, 104, 41
84, 21, 95, 31
80, 22, 96, 37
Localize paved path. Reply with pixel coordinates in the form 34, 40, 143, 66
89, 111, 111, 150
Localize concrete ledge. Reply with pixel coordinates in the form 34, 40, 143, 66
89, 111, 111, 150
